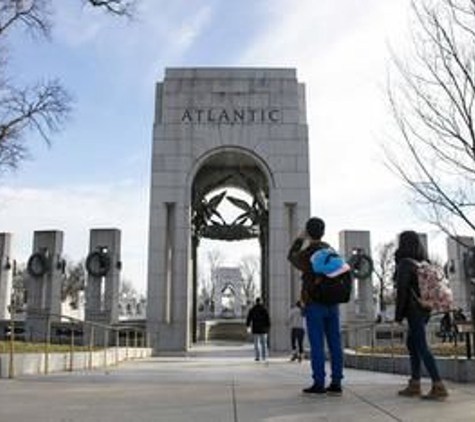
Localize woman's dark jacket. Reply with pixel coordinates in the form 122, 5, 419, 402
394, 258, 428, 322
246, 304, 270, 334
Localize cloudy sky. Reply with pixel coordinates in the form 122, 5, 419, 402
0, 0, 448, 293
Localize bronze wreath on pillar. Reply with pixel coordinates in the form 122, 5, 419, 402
27, 251, 50, 278
85, 248, 111, 277
348, 248, 374, 280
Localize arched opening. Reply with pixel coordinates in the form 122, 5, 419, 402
190, 149, 270, 343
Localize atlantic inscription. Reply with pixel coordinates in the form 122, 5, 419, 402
181, 108, 281, 124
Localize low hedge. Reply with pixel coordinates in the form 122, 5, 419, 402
355, 343, 467, 357
0, 341, 101, 354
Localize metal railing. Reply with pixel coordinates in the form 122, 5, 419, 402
5, 312, 149, 379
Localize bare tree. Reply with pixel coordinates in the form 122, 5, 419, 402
373, 241, 397, 317
11, 262, 27, 313
205, 248, 224, 302
0, 80, 72, 172
0, 0, 52, 37
239, 254, 260, 305
0, 0, 136, 174
119, 278, 138, 300
385, 0, 475, 242
86, 0, 136, 17
61, 260, 86, 309
0, 0, 134, 36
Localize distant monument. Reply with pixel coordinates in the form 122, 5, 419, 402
212, 267, 245, 319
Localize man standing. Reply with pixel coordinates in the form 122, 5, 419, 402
246, 298, 271, 362
287, 217, 344, 395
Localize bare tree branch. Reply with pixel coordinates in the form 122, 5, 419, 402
239, 254, 260, 304
0, 0, 136, 175
85, 0, 136, 17
373, 241, 397, 315
386, 0, 475, 239
0, 80, 72, 172
0, 0, 52, 37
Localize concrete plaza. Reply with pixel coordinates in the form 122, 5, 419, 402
1, 342, 474, 422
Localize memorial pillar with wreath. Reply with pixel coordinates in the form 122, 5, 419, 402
25, 230, 64, 341
85, 228, 121, 345
446, 236, 474, 317
0, 233, 13, 320
339, 231, 374, 335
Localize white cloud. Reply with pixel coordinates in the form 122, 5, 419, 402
232, 0, 450, 254
0, 182, 149, 293
171, 5, 213, 51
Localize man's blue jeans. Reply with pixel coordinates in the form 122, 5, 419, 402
253, 333, 268, 361
305, 303, 343, 387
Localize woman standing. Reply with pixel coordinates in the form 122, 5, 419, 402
394, 231, 448, 400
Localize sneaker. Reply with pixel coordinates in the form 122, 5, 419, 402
254, 358, 260, 361
302, 385, 326, 394
326, 384, 342, 395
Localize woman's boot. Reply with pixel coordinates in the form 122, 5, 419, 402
398, 379, 421, 397
422, 381, 448, 400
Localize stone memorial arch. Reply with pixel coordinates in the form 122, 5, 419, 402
147, 68, 310, 353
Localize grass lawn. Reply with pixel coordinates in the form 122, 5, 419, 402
356, 343, 468, 357
0, 341, 101, 353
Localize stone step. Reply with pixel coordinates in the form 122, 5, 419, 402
199, 319, 251, 342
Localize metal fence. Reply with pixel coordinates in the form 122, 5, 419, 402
3, 312, 149, 379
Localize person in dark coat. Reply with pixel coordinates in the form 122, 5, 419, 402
439, 312, 453, 343
394, 230, 448, 400
246, 298, 270, 361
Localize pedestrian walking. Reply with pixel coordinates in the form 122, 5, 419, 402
287, 217, 344, 395
394, 230, 448, 400
246, 298, 270, 362
439, 312, 453, 343
288, 301, 305, 362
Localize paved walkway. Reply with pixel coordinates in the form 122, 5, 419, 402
1, 342, 475, 421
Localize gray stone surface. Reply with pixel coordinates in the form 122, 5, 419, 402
339, 230, 374, 326
26, 230, 64, 341
85, 229, 121, 325
1, 342, 474, 421
0, 233, 12, 320
447, 236, 474, 316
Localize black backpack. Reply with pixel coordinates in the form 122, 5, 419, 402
314, 271, 353, 304
301, 246, 353, 305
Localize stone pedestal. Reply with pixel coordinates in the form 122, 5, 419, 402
0, 233, 12, 320
446, 236, 474, 316
339, 230, 374, 328
25, 230, 64, 341
85, 229, 121, 346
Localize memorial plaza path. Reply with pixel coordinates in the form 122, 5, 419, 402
1, 342, 475, 422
